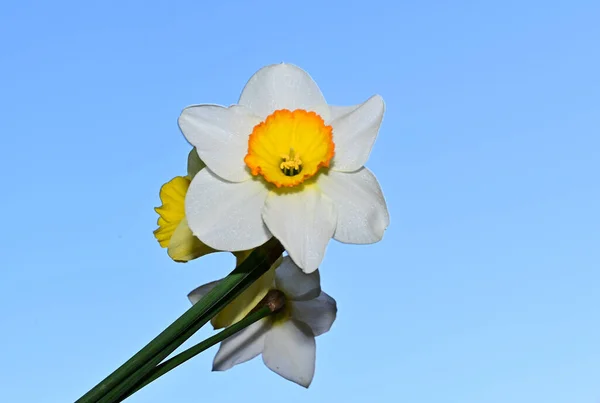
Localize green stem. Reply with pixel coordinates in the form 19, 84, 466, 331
76, 238, 283, 403
99, 276, 280, 403
98, 289, 266, 403
118, 306, 273, 402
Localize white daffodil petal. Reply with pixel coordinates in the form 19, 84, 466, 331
308, 103, 332, 122
292, 292, 337, 337
318, 168, 389, 244
328, 105, 356, 122
178, 104, 260, 182
238, 63, 327, 118
329, 95, 385, 172
263, 188, 337, 273
188, 280, 219, 305
213, 318, 270, 371
275, 257, 321, 301
186, 169, 271, 251
262, 320, 316, 388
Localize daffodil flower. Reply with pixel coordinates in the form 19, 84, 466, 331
188, 256, 336, 387
154, 149, 252, 264
179, 63, 390, 273
154, 174, 215, 262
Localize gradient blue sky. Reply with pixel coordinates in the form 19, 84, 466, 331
1, 1, 599, 402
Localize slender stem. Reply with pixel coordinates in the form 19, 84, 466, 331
76, 238, 283, 403
97, 315, 210, 403
97, 277, 276, 403
124, 289, 286, 401
118, 306, 273, 402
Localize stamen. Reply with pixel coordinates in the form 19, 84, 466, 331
280, 149, 303, 176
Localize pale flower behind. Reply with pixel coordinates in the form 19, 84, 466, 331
179, 63, 389, 273
188, 256, 337, 387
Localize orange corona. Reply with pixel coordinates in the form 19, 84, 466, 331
244, 109, 335, 187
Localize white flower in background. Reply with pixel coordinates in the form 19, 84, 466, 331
188, 256, 337, 387
179, 63, 389, 273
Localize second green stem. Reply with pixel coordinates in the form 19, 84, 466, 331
119, 305, 273, 401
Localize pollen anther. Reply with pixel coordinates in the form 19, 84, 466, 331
280, 150, 303, 176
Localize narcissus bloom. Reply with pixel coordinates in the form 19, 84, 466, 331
154, 149, 250, 265
154, 174, 215, 262
179, 63, 389, 273
188, 256, 336, 387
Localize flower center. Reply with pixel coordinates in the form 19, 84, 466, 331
280, 149, 302, 176
244, 109, 334, 187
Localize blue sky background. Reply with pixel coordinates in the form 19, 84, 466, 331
1, 1, 599, 402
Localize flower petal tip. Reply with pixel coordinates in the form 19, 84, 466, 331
211, 365, 225, 372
